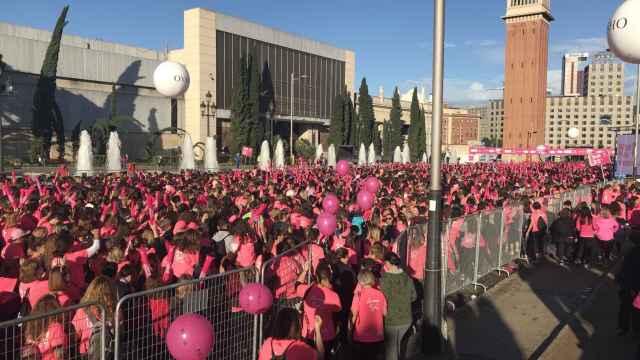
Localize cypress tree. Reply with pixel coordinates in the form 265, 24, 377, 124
229, 56, 250, 154
389, 87, 403, 152
347, 93, 358, 147
415, 106, 427, 160
382, 120, 392, 162
32, 6, 69, 160
408, 87, 421, 161
357, 78, 375, 147
247, 54, 262, 151
373, 121, 382, 155
329, 93, 345, 146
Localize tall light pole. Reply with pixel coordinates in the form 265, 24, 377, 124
200, 90, 216, 139
526, 130, 537, 161
424, 0, 445, 354
290, 73, 308, 164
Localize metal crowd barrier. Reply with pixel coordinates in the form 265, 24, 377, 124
114, 267, 257, 360
0, 302, 106, 360
256, 241, 310, 348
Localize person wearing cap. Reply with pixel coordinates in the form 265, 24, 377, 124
380, 252, 416, 360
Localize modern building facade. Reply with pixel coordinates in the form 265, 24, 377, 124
470, 99, 504, 143
169, 8, 355, 149
562, 53, 588, 96
583, 51, 624, 97
0, 22, 173, 160
502, 0, 553, 148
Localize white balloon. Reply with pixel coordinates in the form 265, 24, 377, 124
568, 127, 579, 139
153, 61, 190, 97
607, 0, 640, 64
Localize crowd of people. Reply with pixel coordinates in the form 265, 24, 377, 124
0, 161, 631, 359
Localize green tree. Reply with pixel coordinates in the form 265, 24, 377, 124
357, 78, 375, 147
389, 87, 403, 152
229, 56, 250, 153
247, 54, 262, 151
408, 87, 423, 161
373, 122, 382, 155
328, 92, 344, 146
32, 5, 69, 160
415, 106, 427, 160
346, 92, 358, 147
382, 120, 392, 161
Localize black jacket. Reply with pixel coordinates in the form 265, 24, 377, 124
617, 246, 640, 291
550, 216, 576, 241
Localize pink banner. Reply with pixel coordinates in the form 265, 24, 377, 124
470, 146, 612, 157
241, 147, 254, 157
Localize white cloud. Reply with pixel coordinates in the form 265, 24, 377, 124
401, 78, 504, 106
462, 39, 504, 65
418, 41, 457, 49
445, 42, 457, 48
547, 69, 562, 96
550, 37, 607, 54
465, 39, 498, 47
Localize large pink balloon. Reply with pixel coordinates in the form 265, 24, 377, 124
317, 212, 338, 236
322, 193, 340, 214
239, 283, 273, 315
357, 190, 374, 210
336, 160, 350, 176
364, 176, 380, 193
166, 314, 215, 360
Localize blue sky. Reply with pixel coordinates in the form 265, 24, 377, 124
0, 0, 632, 105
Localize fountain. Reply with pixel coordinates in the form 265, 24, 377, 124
358, 143, 367, 166
368, 143, 376, 165
258, 140, 271, 170
204, 137, 218, 172
106, 131, 122, 173
393, 146, 402, 163
327, 144, 336, 167
422, 152, 428, 163
75, 130, 94, 176
180, 134, 195, 170
274, 139, 285, 169
402, 143, 411, 164
315, 144, 324, 164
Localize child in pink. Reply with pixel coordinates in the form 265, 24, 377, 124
593, 208, 619, 261
350, 269, 387, 358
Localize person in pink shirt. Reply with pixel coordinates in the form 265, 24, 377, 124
72, 276, 116, 358
350, 269, 387, 358
593, 207, 620, 261
575, 206, 595, 266
526, 202, 548, 261
295, 263, 342, 355
24, 294, 67, 360
258, 308, 324, 360
19, 259, 49, 309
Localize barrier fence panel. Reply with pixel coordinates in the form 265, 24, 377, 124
444, 214, 480, 294
257, 241, 310, 347
114, 267, 257, 360
499, 204, 524, 267
0, 302, 106, 360
476, 208, 503, 281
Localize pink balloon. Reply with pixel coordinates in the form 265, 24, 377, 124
317, 212, 338, 236
364, 176, 380, 193
322, 193, 340, 214
357, 190, 374, 210
239, 283, 273, 315
336, 160, 350, 176
166, 314, 215, 360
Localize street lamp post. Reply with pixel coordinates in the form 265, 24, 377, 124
424, 0, 445, 355
200, 91, 216, 140
290, 73, 308, 164
526, 130, 537, 161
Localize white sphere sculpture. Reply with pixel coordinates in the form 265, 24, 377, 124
153, 61, 190, 97
607, 0, 640, 64
568, 127, 579, 139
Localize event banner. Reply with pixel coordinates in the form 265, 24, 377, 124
615, 134, 636, 177
469, 146, 612, 156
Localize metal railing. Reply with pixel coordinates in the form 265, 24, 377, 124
114, 267, 257, 360
0, 302, 106, 360
256, 240, 311, 348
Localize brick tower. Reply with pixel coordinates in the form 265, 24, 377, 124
502, 0, 553, 149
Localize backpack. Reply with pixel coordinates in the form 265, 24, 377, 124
537, 216, 548, 233
269, 339, 293, 360
85, 309, 114, 360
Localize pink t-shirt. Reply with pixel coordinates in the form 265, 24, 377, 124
351, 287, 387, 343
64, 249, 90, 289
272, 254, 301, 299
576, 219, 595, 238
296, 284, 341, 341
72, 308, 100, 354
34, 322, 66, 360
171, 249, 199, 278
235, 240, 256, 268
531, 210, 548, 233
593, 216, 619, 241
258, 338, 317, 360
19, 280, 50, 308
407, 243, 427, 280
